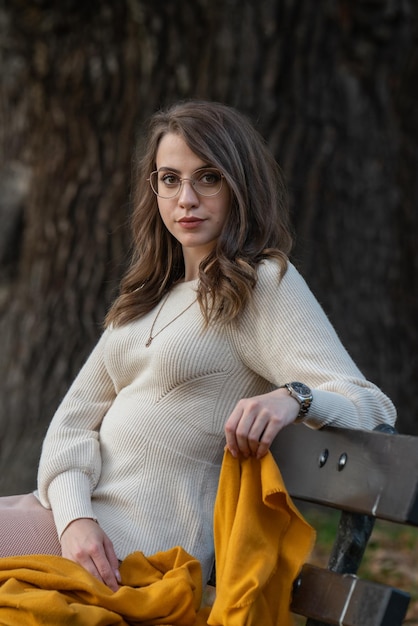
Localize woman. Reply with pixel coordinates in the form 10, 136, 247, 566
0, 100, 396, 593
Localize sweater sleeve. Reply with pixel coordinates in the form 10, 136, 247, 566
232, 261, 397, 430
36, 328, 116, 537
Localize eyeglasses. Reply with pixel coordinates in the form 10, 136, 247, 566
148, 168, 224, 199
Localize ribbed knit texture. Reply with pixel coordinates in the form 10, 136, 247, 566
36, 261, 396, 583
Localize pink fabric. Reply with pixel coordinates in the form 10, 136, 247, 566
0, 494, 61, 557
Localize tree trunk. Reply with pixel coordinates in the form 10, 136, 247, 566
0, 0, 416, 494
0, 1, 141, 491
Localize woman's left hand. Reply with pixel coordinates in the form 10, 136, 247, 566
224, 387, 300, 459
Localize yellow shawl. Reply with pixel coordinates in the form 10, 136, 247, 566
0, 451, 314, 625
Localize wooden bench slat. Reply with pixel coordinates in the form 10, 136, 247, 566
271, 425, 418, 525
291, 564, 410, 626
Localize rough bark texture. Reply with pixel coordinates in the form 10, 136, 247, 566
0, 0, 416, 494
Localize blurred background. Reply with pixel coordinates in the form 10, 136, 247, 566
0, 0, 417, 495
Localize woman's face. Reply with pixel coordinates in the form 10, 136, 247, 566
154, 133, 231, 272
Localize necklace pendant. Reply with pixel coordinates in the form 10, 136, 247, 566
145, 336, 153, 348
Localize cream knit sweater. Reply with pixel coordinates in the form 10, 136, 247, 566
36, 261, 396, 583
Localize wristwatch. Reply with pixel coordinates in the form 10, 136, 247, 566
280, 381, 313, 423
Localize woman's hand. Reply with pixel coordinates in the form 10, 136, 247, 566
224, 387, 300, 459
60, 518, 121, 591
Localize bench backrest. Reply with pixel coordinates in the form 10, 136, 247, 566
271, 424, 418, 524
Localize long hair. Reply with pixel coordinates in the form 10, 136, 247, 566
105, 100, 293, 327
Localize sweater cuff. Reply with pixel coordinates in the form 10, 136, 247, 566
47, 471, 96, 539
304, 388, 359, 429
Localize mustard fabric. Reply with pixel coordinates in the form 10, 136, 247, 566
0, 450, 314, 625
209, 450, 315, 626
0, 547, 210, 625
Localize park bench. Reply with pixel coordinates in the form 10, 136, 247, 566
268, 422, 418, 626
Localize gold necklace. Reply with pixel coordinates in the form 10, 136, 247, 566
145, 292, 196, 347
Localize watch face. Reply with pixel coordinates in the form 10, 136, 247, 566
291, 382, 311, 397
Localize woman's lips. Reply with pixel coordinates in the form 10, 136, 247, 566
178, 217, 205, 228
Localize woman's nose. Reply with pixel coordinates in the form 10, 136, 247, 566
178, 180, 199, 207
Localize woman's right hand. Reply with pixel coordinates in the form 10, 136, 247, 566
60, 517, 121, 591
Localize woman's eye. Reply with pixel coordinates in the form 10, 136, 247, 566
199, 171, 220, 185
161, 173, 179, 186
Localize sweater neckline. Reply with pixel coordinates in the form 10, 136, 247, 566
171, 278, 199, 291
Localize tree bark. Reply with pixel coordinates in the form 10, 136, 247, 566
0, 0, 416, 494
0, 1, 140, 491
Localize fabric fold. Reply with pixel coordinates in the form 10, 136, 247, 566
0, 548, 207, 626
209, 449, 315, 626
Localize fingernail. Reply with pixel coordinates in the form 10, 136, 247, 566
115, 569, 121, 583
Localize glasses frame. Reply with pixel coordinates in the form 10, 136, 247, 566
148, 167, 225, 199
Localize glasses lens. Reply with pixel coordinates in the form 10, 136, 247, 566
149, 171, 178, 198
193, 169, 223, 196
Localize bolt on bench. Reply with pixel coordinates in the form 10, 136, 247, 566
269, 422, 418, 626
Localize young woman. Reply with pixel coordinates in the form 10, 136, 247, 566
0, 100, 396, 593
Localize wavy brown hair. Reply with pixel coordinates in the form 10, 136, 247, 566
105, 100, 293, 327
